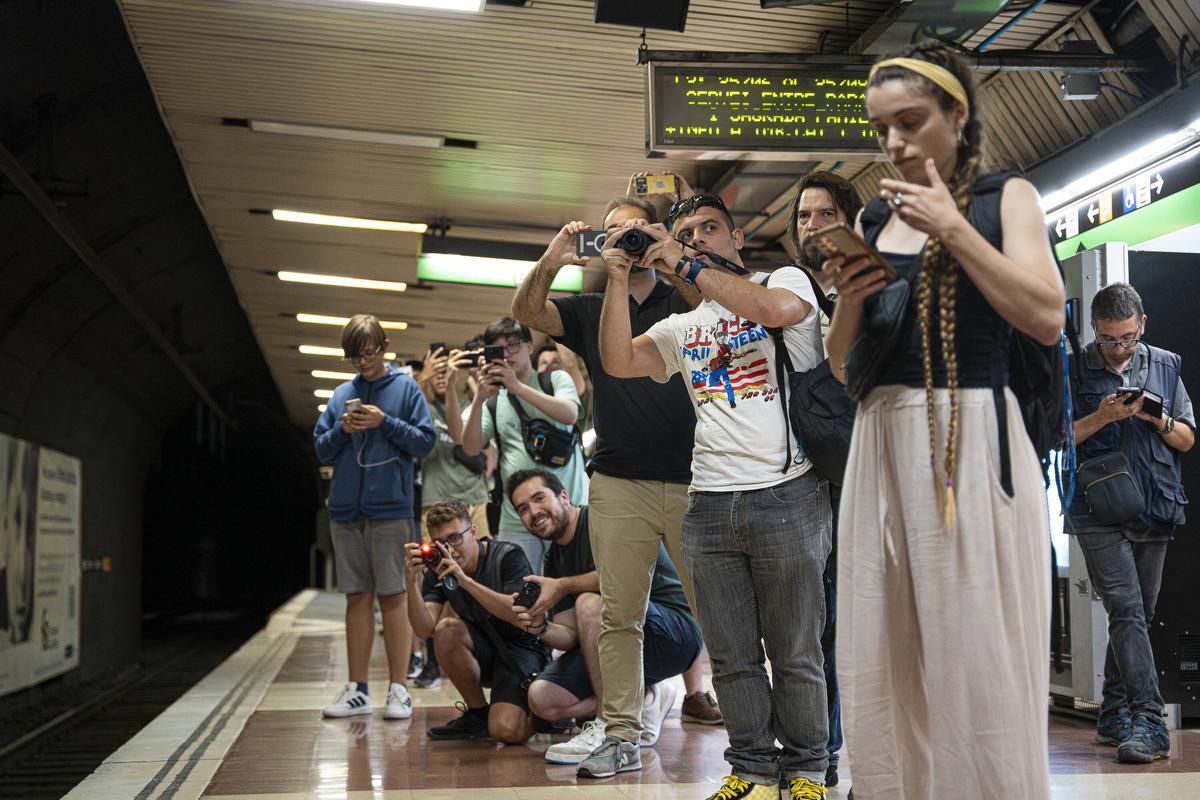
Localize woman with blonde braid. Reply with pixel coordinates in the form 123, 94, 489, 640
822, 44, 1064, 799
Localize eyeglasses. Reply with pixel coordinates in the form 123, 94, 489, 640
668, 194, 729, 224
1093, 325, 1142, 350
432, 524, 472, 548
346, 346, 384, 364
1095, 338, 1141, 350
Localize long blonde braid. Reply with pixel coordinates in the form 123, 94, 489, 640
872, 42, 985, 529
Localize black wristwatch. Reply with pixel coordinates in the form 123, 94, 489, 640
683, 258, 708, 287
1158, 415, 1175, 436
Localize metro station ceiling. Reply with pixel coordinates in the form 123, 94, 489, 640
113, 0, 1200, 427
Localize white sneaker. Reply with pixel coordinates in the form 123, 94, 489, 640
322, 682, 373, 718
639, 680, 680, 746
384, 682, 413, 720
545, 719, 607, 764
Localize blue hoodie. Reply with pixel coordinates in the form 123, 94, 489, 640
313, 367, 435, 521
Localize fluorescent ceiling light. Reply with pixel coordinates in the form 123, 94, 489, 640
418, 253, 582, 292
272, 209, 428, 234
279, 271, 408, 292
297, 313, 409, 330
314, 389, 335, 399
312, 369, 357, 380
1041, 116, 1200, 212
299, 344, 396, 359
249, 120, 445, 148
318, 404, 328, 413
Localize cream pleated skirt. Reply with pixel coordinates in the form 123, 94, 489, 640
837, 384, 1051, 800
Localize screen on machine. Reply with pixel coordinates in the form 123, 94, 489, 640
648, 64, 877, 154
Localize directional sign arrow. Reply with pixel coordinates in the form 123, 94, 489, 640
1151, 172, 1164, 194
1088, 204, 1099, 223
1056, 217, 1068, 237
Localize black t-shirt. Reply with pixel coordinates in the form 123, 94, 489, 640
552, 282, 696, 482
543, 507, 702, 642
422, 539, 540, 646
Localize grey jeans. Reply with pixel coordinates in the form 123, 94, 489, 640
1076, 528, 1168, 723
682, 471, 831, 784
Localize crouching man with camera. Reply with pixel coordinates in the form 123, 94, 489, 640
404, 497, 549, 743
505, 468, 702, 776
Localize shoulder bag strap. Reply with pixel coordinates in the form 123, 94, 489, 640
446, 540, 539, 684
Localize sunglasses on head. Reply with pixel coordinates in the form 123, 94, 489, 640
667, 194, 729, 225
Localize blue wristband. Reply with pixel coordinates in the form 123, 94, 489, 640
684, 258, 707, 286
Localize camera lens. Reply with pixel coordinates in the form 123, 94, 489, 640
616, 229, 649, 257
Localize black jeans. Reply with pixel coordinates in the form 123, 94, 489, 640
1076, 529, 1168, 723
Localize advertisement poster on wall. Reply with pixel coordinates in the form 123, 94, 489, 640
0, 433, 81, 698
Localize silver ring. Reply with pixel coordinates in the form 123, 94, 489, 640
892, 192, 904, 208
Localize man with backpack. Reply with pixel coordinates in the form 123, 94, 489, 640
598, 194, 833, 799
457, 317, 587, 574
788, 171, 862, 789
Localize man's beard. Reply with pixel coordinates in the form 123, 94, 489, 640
529, 508, 568, 542
797, 240, 823, 271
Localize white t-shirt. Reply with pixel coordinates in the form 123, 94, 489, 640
644, 267, 824, 493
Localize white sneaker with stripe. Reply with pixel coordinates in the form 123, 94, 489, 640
322, 682, 374, 717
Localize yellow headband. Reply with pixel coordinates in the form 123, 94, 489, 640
869, 57, 969, 111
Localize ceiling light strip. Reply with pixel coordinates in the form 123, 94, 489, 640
297, 313, 408, 330
249, 120, 446, 148
299, 344, 397, 359
271, 209, 427, 233
279, 271, 408, 292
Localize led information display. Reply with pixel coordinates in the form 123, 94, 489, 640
648, 64, 877, 154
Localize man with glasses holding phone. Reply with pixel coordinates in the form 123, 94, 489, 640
598, 194, 832, 799
314, 314, 435, 721
1069, 282, 1194, 763
458, 317, 587, 575
403, 497, 548, 743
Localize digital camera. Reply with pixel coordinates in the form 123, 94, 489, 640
513, 581, 541, 609
616, 229, 650, 258
419, 542, 443, 570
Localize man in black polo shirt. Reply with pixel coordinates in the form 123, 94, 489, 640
506, 469, 702, 774
512, 179, 721, 779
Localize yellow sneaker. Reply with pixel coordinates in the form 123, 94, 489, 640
703, 775, 778, 799
786, 777, 828, 800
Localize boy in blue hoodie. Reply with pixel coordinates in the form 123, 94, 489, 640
314, 314, 435, 719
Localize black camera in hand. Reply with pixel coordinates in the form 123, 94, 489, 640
513, 581, 541, 609
615, 228, 650, 258
419, 542, 444, 570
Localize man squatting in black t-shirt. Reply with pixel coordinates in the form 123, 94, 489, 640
404, 497, 548, 743
506, 469, 703, 772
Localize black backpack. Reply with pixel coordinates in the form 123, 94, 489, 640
765, 271, 857, 486
860, 171, 1078, 493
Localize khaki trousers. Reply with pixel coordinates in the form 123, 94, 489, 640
589, 472, 693, 742
837, 386, 1051, 800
